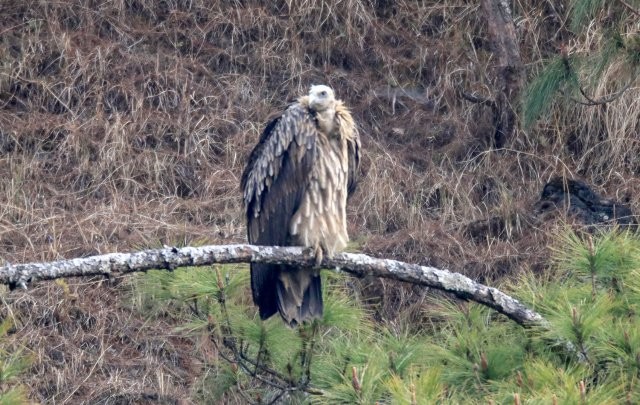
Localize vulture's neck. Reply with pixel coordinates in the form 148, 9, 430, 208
314, 108, 336, 137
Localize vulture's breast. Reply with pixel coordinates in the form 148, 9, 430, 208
289, 132, 350, 254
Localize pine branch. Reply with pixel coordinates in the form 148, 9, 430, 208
210, 273, 324, 399
0, 244, 544, 327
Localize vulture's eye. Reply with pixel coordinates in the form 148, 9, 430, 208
320, 91, 327, 96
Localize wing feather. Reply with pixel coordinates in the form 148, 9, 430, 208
335, 102, 360, 197
242, 103, 317, 244
241, 103, 317, 319
347, 134, 360, 196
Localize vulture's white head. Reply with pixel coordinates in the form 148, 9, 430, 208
308, 85, 336, 112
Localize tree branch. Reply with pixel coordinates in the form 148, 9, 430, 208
458, 86, 497, 107
0, 244, 544, 327
618, 0, 640, 17
576, 80, 635, 105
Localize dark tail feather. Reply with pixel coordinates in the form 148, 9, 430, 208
250, 263, 279, 320
276, 267, 323, 327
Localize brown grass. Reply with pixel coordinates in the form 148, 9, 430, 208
0, 0, 639, 402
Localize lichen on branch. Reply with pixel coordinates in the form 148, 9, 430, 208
0, 244, 544, 326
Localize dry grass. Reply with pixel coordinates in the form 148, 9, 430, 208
0, 0, 639, 402
2, 277, 197, 403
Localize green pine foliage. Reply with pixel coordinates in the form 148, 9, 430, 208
0, 318, 31, 405
134, 229, 640, 403
569, 0, 606, 32
513, 229, 640, 403
522, 1, 639, 127
522, 56, 575, 128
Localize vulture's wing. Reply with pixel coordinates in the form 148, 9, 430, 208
347, 133, 360, 197
241, 103, 317, 318
335, 102, 360, 197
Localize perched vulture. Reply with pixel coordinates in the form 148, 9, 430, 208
241, 85, 360, 326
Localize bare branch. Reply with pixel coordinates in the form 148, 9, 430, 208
209, 273, 325, 399
618, 0, 640, 17
458, 87, 496, 107
577, 80, 635, 105
559, 53, 638, 107
0, 244, 544, 327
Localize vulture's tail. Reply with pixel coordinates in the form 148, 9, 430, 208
250, 263, 279, 320
276, 266, 323, 327
250, 263, 323, 327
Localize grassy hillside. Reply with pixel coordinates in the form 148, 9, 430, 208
0, 0, 638, 402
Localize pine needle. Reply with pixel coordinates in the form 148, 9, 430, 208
522, 57, 573, 128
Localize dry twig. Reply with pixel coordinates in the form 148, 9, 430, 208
618, 0, 640, 17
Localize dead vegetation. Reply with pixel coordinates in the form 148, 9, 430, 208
0, 0, 639, 402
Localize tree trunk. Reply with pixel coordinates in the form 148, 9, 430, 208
481, 0, 524, 147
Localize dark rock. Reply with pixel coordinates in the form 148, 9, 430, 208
534, 177, 637, 229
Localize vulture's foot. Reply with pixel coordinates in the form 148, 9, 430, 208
312, 243, 331, 267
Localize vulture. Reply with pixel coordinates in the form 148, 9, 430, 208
241, 85, 360, 326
